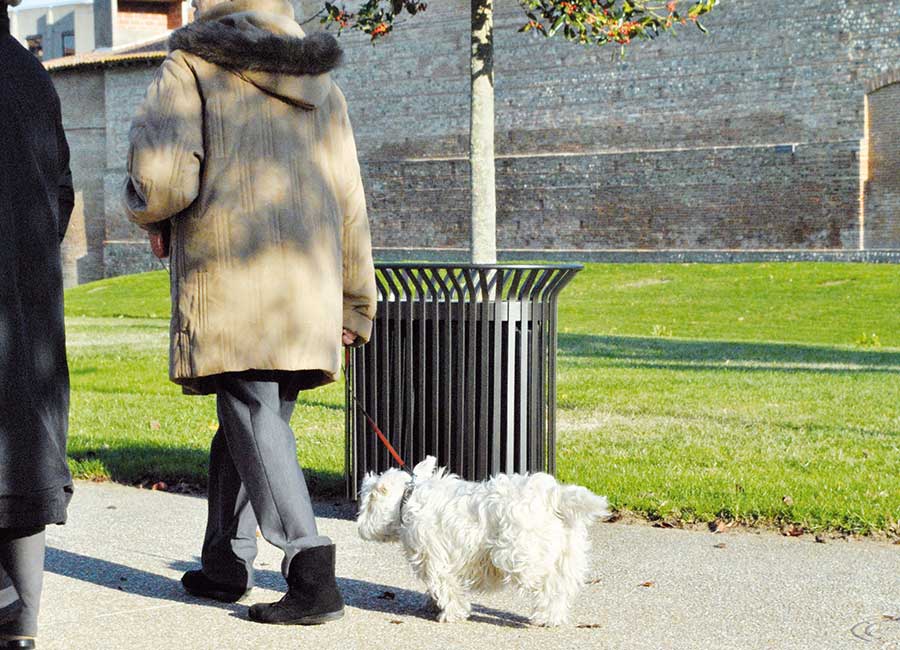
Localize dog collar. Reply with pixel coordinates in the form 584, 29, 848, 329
399, 478, 416, 517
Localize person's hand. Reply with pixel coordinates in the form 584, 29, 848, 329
342, 328, 358, 346
149, 230, 169, 259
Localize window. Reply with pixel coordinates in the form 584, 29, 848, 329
61, 31, 75, 57
26, 35, 43, 60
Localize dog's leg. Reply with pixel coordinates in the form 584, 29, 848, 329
425, 574, 471, 623
528, 530, 588, 627
528, 572, 573, 627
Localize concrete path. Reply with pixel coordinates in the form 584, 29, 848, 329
34, 481, 899, 649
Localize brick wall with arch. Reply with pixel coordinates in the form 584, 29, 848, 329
863, 71, 900, 249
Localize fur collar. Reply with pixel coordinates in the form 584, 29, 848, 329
169, 18, 342, 76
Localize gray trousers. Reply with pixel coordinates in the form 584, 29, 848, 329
0, 527, 45, 637
200, 373, 331, 589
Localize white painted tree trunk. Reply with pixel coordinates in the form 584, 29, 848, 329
470, 0, 497, 264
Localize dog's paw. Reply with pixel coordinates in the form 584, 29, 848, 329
436, 601, 471, 623
530, 612, 569, 627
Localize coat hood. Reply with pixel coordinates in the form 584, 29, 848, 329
168, 0, 342, 108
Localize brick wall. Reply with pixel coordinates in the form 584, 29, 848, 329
117, 2, 169, 33
167, 1, 183, 29
366, 141, 861, 250
306, 0, 900, 255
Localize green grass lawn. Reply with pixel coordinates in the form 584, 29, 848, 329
64, 263, 900, 536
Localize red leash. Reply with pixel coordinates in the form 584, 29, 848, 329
344, 348, 409, 471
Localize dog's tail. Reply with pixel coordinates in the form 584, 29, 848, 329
557, 485, 612, 526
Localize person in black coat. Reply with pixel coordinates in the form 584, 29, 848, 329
0, 0, 75, 646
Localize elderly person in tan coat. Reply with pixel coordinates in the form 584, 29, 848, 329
124, 0, 376, 626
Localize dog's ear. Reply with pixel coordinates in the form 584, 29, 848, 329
360, 472, 379, 499
413, 456, 438, 479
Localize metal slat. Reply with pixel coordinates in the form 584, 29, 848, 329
383, 269, 404, 470
375, 270, 392, 473
462, 268, 478, 479
439, 270, 453, 466
518, 281, 530, 473
475, 267, 491, 478
491, 269, 504, 475
397, 269, 417, 465
447, 271, 467, 478
345, 347, 353, 500
409, 269, 429, 464
528, 269, 550, 471
423, 269, 442, 462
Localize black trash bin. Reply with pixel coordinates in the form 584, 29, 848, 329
345, 263, 582, 499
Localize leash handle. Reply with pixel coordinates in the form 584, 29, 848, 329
344, 347, 410, 471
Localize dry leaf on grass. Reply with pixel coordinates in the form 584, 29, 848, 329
782, 524, 804, 537
149, 420, 161, 430
709, 519, 728, 533
782, 495, 794, 506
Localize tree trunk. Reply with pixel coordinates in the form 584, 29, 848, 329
470, 0, 497, 264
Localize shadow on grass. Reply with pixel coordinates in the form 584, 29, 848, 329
560, 333, 900, 373
67, 444, 345, 498
295, 398, 344, 412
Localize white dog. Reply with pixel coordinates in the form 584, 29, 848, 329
357, 456, 611, 626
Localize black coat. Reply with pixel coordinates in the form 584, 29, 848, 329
0, 9, 75, 528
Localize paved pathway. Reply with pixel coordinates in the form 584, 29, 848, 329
33, 482, 900, 649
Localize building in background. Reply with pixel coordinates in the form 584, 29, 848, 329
9, 0, 95, 60
8, 0, 187, 61
45, 0, 900, 287
92, 0, 188, 50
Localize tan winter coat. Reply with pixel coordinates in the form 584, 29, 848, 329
124, 0, 376, 393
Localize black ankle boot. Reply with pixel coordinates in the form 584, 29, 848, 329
0, 639, 35, 649
248, 545, 344, 625
181, 570, 250, 603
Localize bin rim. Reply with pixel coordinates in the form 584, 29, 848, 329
374, 261, 585, 271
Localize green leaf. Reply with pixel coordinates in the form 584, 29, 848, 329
548, 13, 566, 36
